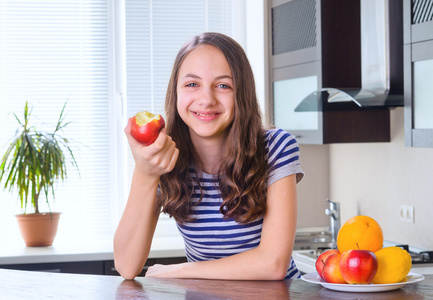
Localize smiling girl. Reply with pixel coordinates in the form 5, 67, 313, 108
114, 32, 304, 280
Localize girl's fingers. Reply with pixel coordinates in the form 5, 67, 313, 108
167, 148, 180, 172
154, 134, 178, 172
159, 139, 179, 172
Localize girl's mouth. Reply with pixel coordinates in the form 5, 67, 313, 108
192, 111, 220, 121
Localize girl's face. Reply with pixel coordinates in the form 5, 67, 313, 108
176, 45, 235, 144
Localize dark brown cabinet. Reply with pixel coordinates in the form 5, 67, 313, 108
0, 257, 187, 276
0, 261, 105, 275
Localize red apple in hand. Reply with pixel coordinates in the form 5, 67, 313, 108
322, 253, 347, 284
130, 111, 165, 145
339, 249, 378, 284
315, 249, 339, 279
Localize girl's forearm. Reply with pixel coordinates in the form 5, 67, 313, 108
113, 170, 161, 279
147, 246, 292, 280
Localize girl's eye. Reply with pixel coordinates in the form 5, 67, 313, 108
186, 83, 198, 87
217, 84, 230, 89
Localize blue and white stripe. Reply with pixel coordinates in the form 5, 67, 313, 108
175, 128, 303, 279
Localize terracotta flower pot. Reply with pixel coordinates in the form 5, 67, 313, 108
15, 213, 61, 247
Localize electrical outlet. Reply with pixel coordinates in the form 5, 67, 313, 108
399, 205, 415, 223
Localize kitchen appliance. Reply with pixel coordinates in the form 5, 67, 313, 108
293, 230, 333, 250
294, 0, 404, 110
270, 0, 397, 144
293, 243, 433, 275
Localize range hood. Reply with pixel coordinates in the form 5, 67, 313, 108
295, 0, 403, 112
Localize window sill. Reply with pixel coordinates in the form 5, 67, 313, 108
0, 234, 185, 265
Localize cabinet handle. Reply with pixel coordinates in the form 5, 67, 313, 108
111, 265, 150, 272
39, 269, 62, 273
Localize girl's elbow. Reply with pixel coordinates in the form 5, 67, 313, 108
114, 262, 140, 280
120, 271, 138, 281
264, 259, 289, 280
268, 268, 288, 281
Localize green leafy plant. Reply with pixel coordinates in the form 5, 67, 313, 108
0, 101, 78, 214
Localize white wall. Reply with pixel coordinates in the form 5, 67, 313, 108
298, 107, 433, 249
328, 107, 433, 249
296, 144, 330, 228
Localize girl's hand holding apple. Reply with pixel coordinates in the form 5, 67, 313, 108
125, 112, 178, 177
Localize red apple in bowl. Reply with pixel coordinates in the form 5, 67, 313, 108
315, 249, 339, 279
322, 253, 347, 284
130, 111, 165, 145
339, 249, 378, 284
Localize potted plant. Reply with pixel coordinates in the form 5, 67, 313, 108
0, 101, 78, 247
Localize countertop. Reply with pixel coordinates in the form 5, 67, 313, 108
1, 268, 432, 299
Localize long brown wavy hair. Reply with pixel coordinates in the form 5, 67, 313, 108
159, 32, 268, 224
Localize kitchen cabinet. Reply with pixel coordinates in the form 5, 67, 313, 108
0, 261, 105, 275
404, 0, 433, 148
0, 257, 187, 276
268, 0, 391, 144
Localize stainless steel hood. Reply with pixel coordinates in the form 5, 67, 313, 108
295, 0, 403, 112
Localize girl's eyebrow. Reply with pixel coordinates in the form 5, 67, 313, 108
182, 73, 201, 79
182, 73, 233, 81
215, 75, 233, 81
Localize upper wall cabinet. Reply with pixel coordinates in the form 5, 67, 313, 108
404, 0, 433, 148
267, 0, 404, 144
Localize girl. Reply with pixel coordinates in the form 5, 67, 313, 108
114, 32, 304, 280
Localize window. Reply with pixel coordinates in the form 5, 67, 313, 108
0, 0, 239, 243
0, 0, 115, 241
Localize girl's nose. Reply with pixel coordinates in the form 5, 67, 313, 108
197, 87, 216, 107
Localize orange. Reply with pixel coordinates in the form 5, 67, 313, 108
337, 215, 383, 253
372, 247, 412, 284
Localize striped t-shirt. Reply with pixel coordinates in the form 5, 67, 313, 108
175, 128, 304, 279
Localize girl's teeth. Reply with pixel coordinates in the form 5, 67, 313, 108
196, 112, 216, 116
